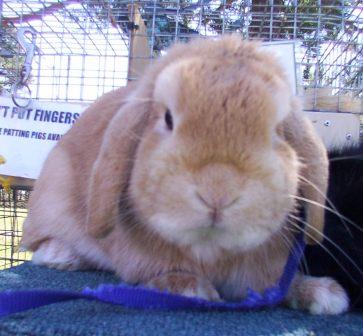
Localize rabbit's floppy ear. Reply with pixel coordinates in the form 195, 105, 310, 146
86, 94, 150, 238
281, 100, 328, 245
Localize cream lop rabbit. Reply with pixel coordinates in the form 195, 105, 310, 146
22, 36, 348, 314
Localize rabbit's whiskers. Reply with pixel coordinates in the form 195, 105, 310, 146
287, 213, 362, 281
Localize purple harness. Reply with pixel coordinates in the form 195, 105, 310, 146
0, 231, 305, 317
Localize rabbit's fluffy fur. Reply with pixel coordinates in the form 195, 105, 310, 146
22, 36, 348, 314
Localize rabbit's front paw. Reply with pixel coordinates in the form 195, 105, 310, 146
146, 272, 221, 301
286, 275, 349, 315
32, 239, 88, 271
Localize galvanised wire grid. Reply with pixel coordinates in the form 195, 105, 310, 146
0, 187, 29, 269
0, 0, 362, 269
1, 1, 362, 103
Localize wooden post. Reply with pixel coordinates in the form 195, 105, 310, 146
127, 4, 151, 81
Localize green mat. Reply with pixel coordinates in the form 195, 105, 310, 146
0, 263, 362, 336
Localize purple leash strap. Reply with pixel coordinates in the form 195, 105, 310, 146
0, 232, 305, 316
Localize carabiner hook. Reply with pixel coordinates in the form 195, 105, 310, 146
17, 27, 37, 83
12, 27, 37, 108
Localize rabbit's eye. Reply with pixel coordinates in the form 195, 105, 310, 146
165, 109, 173, 130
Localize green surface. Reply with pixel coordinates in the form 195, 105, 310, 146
0, 263, 362, 336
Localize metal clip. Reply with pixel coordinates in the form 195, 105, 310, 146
12, 27, 37, 108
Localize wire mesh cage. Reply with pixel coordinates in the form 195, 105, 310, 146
0, 0, 362, 269
0, 187, 29, 269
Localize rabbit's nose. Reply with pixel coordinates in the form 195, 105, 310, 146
196, 192, 240, 212
196, 192, 240, 226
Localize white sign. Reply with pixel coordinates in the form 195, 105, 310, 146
0, 96, 88, 179
262, 41, 297, 95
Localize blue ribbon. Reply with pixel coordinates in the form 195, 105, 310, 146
0, 232, 305, 317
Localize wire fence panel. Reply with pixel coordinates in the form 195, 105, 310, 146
0, 188, 30, 269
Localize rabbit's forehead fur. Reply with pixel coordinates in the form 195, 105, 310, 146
130, 37, 299, 262
148, 38, 292, 169
153, 56, 291, 151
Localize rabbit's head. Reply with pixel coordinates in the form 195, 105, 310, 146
87, 36, 325, 262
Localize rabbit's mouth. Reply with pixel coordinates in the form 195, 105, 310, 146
185, 222, 286, 263
148, 210, 285, 262
193, 226, 226, 239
